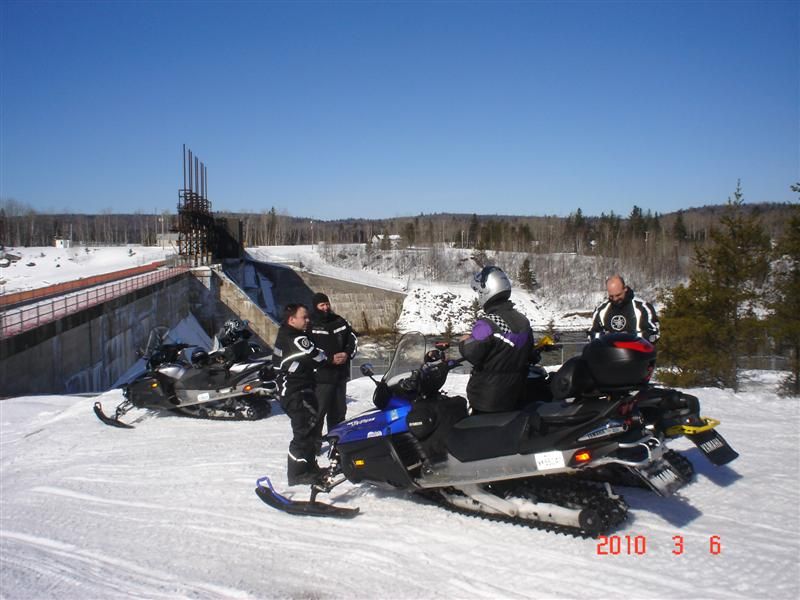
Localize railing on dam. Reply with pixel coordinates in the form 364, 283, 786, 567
0, 260, 169, 309
0, 266, 189, 339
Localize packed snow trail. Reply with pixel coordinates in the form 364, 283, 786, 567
1, 373, 798, 599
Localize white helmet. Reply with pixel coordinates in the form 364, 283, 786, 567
471, 266, 512, 308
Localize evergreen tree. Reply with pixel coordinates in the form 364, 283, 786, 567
659, 182, 771, 390
403, 222, 416, 246
470, 298, 481, 323
767, 184, 800, 395
518, 257, 538, 292
627, 205, 645, 236
673, 210, 688, 240
443, 318, 454, 343
468, 214, 479, 248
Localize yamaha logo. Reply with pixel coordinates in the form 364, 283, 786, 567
578, 420, 628, 441
610, 315, 627, 331
701, 437, 724, 453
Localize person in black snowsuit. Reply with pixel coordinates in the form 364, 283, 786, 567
273, 304, 327, 485
588, 274, 660, 343
459, 266, 534, 413
308, 292, 358, 443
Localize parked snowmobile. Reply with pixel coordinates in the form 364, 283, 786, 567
94, 326, 277, 428
256, 331, 730, 537
546, 334, 738, 488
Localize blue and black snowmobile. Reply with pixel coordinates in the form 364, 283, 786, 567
256, 331, 737, 538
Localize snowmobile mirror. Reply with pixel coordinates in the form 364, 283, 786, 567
360, 363, 375, 377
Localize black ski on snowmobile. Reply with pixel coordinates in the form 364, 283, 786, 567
254, 476, 359, 519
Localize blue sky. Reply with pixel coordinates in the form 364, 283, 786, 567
1, 0, 797, 220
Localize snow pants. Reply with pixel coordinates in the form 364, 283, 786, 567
313, 380, 347, 438
280, 388, 319, 469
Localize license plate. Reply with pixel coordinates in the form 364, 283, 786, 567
534, 451, 566, 471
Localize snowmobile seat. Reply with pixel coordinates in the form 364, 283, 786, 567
445, 409, 532, 463
535, 400, 600, 425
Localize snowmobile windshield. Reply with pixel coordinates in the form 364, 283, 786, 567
142, 326, 173, 358
383, 332, 429, 387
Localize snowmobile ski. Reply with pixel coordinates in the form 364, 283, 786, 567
254, 477, 360, 519
93, 402, 134, 429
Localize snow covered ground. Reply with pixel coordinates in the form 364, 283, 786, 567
2, 244, 797, 598
1, 372, 798, 599
0, 245, 177, 294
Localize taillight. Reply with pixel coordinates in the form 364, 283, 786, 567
573, 450, 592, 463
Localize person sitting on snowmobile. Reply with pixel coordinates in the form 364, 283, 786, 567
273, 304, 327, 486
459, 266, 534, 414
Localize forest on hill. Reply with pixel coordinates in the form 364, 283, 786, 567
1, 194, 795, 286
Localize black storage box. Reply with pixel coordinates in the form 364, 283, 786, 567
582, 333, 656, 387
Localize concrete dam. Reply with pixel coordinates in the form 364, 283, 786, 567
0, 260, 405, 397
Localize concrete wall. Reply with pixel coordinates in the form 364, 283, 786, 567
225, 259, 406, 333
210, 267, 279, 345
0, 274, 199, 396
0, 260, 404, 397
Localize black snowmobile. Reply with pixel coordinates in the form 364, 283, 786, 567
542, 334, 738, 486
255, 332, 737, 537
94, 326, 277, 428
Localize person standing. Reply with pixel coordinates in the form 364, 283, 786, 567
588, 274, 660, 343
308, 292, 358, 443
273, 303, 327, 485
459, 266, 534, 413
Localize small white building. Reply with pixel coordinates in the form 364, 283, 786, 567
371, 234, 402, 248
54, 238, 72, 249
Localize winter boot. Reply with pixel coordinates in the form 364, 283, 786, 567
287, 452, 321, 486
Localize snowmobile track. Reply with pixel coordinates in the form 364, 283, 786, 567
417, 477, 628, 539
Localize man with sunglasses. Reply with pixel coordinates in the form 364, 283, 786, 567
588, 274, 660, 343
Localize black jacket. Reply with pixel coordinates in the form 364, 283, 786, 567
589, 287, 660, 343
273, 323, 327, 398
458, 300, 534, 412
308, 310, 358, 384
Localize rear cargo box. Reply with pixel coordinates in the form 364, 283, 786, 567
582, 333, 656, 387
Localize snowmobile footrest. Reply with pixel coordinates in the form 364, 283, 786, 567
687, 428, 739, 466
254, 477, 359, 519
93, 402, 134, 429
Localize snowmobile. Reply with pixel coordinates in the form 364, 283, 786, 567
94, 326, 277, 428
256, 332, 722, 537
545, 334, 738, 487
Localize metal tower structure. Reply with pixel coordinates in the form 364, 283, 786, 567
177, 145, 214, 266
